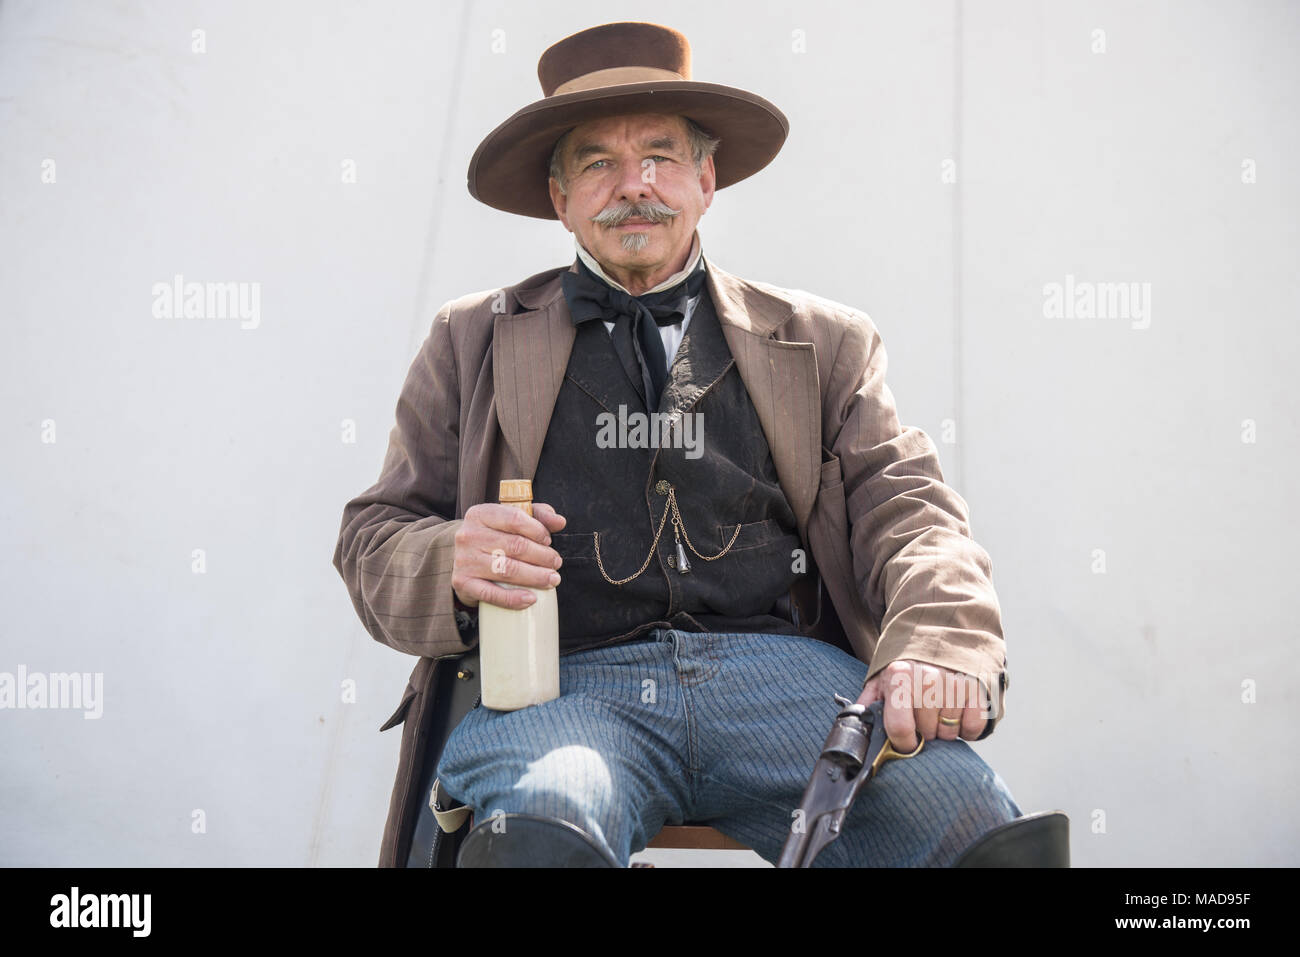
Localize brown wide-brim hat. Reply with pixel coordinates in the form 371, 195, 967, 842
467, 21, 789, 220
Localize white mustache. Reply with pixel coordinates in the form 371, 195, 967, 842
590, 200, 681, 227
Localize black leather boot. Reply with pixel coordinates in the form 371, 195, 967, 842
953, 810, 1070, 867
456, 813, 621, 868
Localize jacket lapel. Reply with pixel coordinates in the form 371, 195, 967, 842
492, 265, 577, 482
706, 261, 821, 548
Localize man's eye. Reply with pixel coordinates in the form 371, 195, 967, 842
648, 155, 670, 163
586, 159, 608, 170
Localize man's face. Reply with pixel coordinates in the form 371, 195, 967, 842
548, 112, 715, 290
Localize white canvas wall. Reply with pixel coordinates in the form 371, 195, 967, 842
1, 0, 1294, 867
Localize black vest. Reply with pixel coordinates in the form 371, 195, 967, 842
532, 267, 805, 655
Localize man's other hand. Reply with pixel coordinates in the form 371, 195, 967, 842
857, 659, 990, 751
451, 502, 566, 610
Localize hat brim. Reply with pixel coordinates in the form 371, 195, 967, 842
466, 81, 788, 220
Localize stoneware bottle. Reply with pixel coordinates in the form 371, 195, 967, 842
477, 479, 560, 710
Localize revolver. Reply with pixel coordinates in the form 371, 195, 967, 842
778, 694, 923, 868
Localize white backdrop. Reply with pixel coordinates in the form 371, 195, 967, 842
1, 0, 1295, 867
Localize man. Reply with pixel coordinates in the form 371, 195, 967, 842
334, 21, 1022, 867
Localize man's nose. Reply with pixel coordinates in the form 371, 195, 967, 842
614, 155, 655, 203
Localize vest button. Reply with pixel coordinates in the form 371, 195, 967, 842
655, 479, 670, 495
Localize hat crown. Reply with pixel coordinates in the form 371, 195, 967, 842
537, 21, 692, 97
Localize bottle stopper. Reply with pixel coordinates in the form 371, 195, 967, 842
499, 479, 534, 516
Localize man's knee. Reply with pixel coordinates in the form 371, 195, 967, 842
902, 738, 1021, 821
504, 744, 619, 824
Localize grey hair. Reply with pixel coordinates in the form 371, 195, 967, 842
548, 116, 721, 194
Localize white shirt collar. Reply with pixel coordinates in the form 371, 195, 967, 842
574, 230, 703, 296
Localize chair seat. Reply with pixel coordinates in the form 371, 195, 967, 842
647, 825, 749, 850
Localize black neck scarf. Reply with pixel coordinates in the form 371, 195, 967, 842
562, 252, 707, 413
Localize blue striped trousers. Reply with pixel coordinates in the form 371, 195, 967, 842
435, 628, 1021, 866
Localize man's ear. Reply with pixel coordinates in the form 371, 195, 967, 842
699, 155, 717, 212
549, 177, 571, 229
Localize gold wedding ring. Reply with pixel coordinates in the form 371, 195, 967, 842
939, 715, 962, 727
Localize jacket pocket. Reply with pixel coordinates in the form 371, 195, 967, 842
549, 531, 598, 563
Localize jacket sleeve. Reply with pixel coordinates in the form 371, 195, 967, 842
825, 311, 1008, 739
332, 301, 474, 659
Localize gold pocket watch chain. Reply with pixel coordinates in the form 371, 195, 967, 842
593, 482, 742, 586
